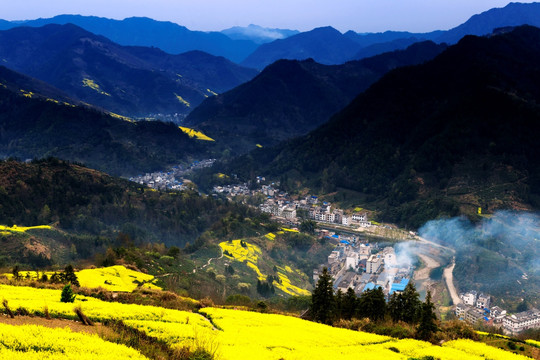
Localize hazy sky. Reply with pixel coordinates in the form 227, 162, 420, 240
1, 1, 537, 32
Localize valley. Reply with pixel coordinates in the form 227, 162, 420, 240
1, 2, 540, 359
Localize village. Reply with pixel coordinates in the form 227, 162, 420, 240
212, 180, 540, 336
313, 239, 413, 297
455, 290, 540, 335
213, 181, 374, 228
214, 180, 417, 293
129, 159, 216, 190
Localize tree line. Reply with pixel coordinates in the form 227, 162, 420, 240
310, 267, 437, 341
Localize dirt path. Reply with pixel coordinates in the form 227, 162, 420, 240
443, 258, 461, 305
414, 253, 440, 280
193, 247, 225, 273
202, 247, 224, 269
0, 315, 110, 335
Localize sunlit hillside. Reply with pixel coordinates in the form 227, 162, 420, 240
0, 284, 533, 360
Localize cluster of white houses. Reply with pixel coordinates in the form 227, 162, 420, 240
314, 241, 412, 298
257, 186, 372, 227
131, 159, 216, 190
455, 290, 540, 334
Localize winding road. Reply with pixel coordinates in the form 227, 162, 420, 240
415, 236, 461, 305
414, 253, 440, 281
443, 258, 461, 305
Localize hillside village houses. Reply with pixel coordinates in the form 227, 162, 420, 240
455, 290, 540, 334
130, 159, 216, 190
315, 241, 412, 298
258, 184, 371, 227
213, 182, 372, 228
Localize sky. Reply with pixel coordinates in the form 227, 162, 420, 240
0, 1, 537, 33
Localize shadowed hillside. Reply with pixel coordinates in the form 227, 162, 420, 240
221, 26, 540, 227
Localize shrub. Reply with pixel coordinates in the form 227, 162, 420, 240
60, 283, 76, 303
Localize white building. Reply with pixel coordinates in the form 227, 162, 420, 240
282, 207, 296, 220
460, 291, 478, 306
503, 309, 540, 334
345, 253, 359, 270
366, 255, 381, 274
476, 293, 490, 309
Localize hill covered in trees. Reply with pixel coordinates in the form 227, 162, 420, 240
0, 159, 270, 267
186, 41, 447, 153
218, 26, 540, 227
0, 76, 218, 175
0, 23, 257, 118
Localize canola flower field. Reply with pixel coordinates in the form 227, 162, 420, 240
0, 323, 148, 359
0, 224, 51, 235
82, 78, 111, 96
4, 265, 160, 292
198, 308, 533, 360
219, 240, 310, 296
179, 126, 215, 141
0, 284, 534, 360
76, 265, 160, 292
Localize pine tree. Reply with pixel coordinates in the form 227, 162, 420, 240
342, 288, 358, 320
12, 265, 20, 280
416, 291, 438, 341
63, 265, 80, 287
401, 282, 421, 324
310, 267, 335, 324
358, 286, 386, 322
60, 283, 76, 303
335, 289, 344, 320
388, 292, 405, 322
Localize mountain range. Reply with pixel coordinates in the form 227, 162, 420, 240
221, 24, 299, 44
220, 25, 540, 227
241, 2, 540, 69
0, 15, 259, 63
0, 23, 257, 118
186, 41, 448, 153
2, 2, 540, 68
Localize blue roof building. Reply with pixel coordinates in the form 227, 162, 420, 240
363, 282, 376, 292
389, 278, 410, 295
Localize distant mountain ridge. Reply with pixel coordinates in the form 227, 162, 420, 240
221, 24, 299, 44
187, 41, 448, 153
241, 2, 540, 68
3, 15, 258, 63
0, 23, 257, 118
241, 26, 361, 69
2, 3, 540, 67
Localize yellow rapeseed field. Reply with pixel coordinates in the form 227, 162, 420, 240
220, 240, 310, 296
220, 240, 261, 265
526, 339, 540, 347
443, 339, 531, 360
174, 94, 191, 107
0, 224, 51, 235
0, 323, 148, 359
0, 284, 534, 360
200, 308, 533, 360
82, 78, 110, 96
4, 265, 160, 292
178, 126, 215, 141
76, 265, 160, 292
